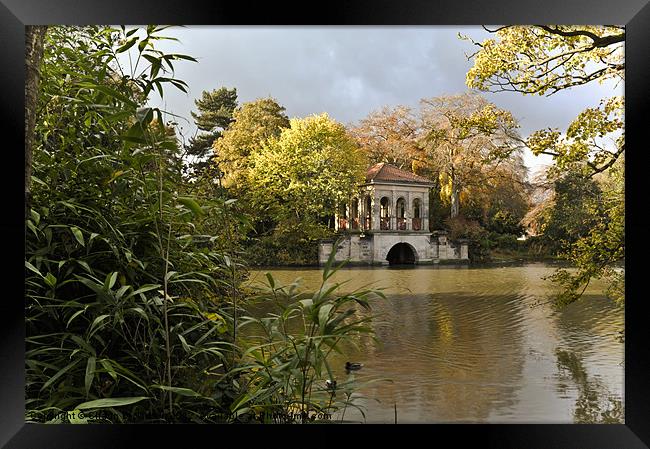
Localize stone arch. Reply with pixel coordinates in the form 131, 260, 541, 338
386, 242, 418, 265
380, 196, 391, 230
350, 197, 359, 229
412, 197, 422, 230
363, 195, 372, 230
396, 197, 406, 230
396, 197, 406, 218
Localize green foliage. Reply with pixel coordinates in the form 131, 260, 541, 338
26, 26, 378, 424
243, 114, 366, 264
186, 87, 238, 178
248, 113, 367, 221
232, 251, 383, 423
486, 210, 524, 236
547, 162, 624, 306
191, 87, 238, 133
464, 26, 624, 97
536, 169, 602, 255
464, 25, 625, 305
245, 220, 331, 266
214, 97, 290, 187
26, 25, 242, 423
444, 216, 492, 262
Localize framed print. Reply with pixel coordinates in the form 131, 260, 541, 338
2, 0, 649, 447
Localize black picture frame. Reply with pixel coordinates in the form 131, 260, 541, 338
1, 1, 648, 447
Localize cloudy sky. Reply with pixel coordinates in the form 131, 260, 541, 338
145, 26, 623, 175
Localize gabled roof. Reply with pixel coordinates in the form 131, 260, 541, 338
365, 162, 434, 185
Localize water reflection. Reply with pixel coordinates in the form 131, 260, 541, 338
555, 349, 623, 423
246, 264, 624, 423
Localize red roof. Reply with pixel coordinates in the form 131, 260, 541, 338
365, 162, 433, 184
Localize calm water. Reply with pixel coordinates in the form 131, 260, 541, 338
246, 263, 624, 423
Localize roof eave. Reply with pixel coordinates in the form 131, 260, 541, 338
361, 180, 435, 187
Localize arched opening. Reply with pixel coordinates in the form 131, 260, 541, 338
350, 198, 359, 229
337, 203, 347, 230
386, 243, 416, 265
364, 195, 372, 230
380, 197, 390, 230
412, 198, 421, 231
396, 197, 406, 230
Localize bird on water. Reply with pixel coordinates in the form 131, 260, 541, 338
345, 361, 363, 372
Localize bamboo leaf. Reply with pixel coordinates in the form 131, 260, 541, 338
88, 314, 110, 336
318, 304, 334, 331
70, 227, 85, 246
125, 284, 161, 299
177, 197, 205, 217
104, 272, 118, 291
40, 359, 81, 391
25, 261, 42, 277
76, 396, 150, 410
85, 356, 96, 397
178, 334, 191, 353
151, 385, 208, 398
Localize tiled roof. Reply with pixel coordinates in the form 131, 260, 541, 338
365, 162, 433, 184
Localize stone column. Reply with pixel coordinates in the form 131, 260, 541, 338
458, 239, 469, 259
406, 191, 411, 230
436, 232, 448, 259
423, 193, 430, 231
319, 242, 333, 265
390, 190, 395, 230
372, 192, 380, 231
361, 194, 367, 230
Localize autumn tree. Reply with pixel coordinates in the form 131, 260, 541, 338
464, 25, 624, 176
420, 92, 521, 218
461, 150, 529, 233
464, 26, 625, 304
349, 105, 426, 173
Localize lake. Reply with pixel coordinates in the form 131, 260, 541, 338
246, 263, 624, 423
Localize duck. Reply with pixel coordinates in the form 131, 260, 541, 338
345, 361, 363, 372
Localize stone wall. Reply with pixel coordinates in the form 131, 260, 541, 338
318, 233, 469, 265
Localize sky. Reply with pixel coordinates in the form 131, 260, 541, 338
143, 26, 623, 176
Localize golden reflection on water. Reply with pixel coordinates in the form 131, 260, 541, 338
246, 263, 624, 423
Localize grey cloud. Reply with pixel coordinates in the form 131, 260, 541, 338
149, 26, 621, 171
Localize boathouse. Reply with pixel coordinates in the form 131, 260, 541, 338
318, 163, 469, 265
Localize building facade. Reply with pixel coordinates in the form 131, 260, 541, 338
318, 163, 469, 265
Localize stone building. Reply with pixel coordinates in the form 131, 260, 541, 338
318, 162, 469, 265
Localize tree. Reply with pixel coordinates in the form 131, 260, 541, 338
464, 25, 625, 304
348, 105, 426, 172
540, 168, 602, 252
547, 159, 624, 306
186, 87, 238, 178
464, 25, 624, 176
26, 25, 242, 423
247, 113, 367, 229
420, 92, 521, 218
213, 97, 289, 187
25, 25, 48, 219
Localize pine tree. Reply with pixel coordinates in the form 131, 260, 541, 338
186, 87, 238, 178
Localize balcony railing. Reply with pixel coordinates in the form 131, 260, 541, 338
397, 218, 406, 230
412, 218, 422, 231
380, 217, 390, 230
